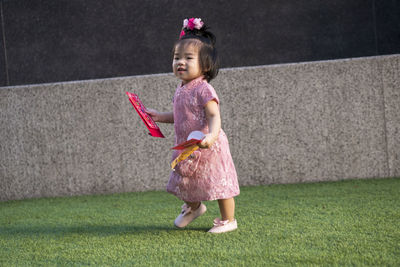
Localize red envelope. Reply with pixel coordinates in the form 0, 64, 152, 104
126, 92, 165, 138
172, 138, 202, 150
172, 131, 205, 150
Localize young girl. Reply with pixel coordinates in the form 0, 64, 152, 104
147, 18, 240, 233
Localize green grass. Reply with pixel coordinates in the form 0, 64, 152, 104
1, 178, 399, 266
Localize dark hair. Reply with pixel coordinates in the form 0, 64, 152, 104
174, 24, 219, 82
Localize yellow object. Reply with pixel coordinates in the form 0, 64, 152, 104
171, 145, 200, 170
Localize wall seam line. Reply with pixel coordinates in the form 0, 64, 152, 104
1, 54, 398, 90
0, 0, 10, 86
371, 0, 379, 55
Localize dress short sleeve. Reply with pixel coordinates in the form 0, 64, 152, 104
198, 83, 219, 107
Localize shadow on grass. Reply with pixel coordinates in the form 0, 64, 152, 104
0, 224, 210, 236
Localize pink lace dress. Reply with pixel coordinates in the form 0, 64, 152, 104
166, 77, 240, 202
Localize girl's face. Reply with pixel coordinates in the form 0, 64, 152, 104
173, 42, 203, 85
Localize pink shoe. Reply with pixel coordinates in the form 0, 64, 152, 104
208, 218, 238, 234
174, 203, 207, 228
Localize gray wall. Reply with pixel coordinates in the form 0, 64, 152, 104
1, 0, 399, 86
1, 54, 399, 201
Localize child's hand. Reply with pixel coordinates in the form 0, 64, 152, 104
199, 134, 216, 149
145, 109, 174, 123
146, 108, 162, 122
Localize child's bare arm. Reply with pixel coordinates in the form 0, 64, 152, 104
146, 109, 174, 123
199, 100, 221, 148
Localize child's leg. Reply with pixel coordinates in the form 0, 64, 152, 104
217, 198, 235, 222
208, 198, 237, 233
186, 201, 201, 210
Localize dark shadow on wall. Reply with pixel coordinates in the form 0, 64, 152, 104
0, 0, 399, 87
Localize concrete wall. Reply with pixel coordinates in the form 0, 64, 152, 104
1, 54, 399, 201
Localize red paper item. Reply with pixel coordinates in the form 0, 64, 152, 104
126, 92, 165, 138
172, 131, 205, 150
172, 138, 202, 150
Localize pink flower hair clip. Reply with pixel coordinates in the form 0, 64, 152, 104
179, 18, 204, 39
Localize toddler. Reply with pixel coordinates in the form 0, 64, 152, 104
147, 18, 240, 233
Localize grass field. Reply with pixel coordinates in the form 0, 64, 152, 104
1, 178, 399, 266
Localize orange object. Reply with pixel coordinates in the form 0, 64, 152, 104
171, 145, 199, 170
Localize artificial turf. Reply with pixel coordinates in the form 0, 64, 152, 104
0, 178, 399, 266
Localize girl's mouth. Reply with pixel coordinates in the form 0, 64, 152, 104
177, 67, 186, 72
